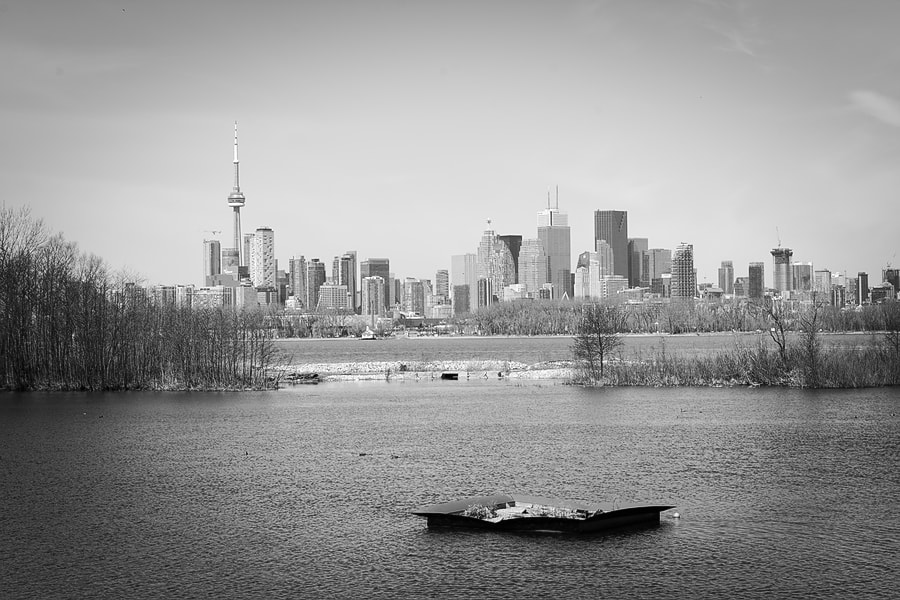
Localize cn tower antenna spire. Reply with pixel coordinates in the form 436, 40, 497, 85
227, 121, 246, 266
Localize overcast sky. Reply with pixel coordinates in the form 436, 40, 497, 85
3, 0, 899, 288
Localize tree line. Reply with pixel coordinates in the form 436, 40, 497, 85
0, 207, 278, 391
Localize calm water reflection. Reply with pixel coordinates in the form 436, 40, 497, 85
2, 382, 898, 598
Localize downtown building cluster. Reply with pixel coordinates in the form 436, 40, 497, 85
179, 125, 898, 318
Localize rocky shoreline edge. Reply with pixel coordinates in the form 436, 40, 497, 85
275, 360, 576, 382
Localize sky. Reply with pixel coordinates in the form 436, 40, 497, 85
3, 0, 899, 289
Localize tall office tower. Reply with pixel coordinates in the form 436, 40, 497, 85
749, 262, 765, 299
498, 235, 523, 284
226, 122, 247, 266
451, 253, 478, 313
792, 262, 814, 292
884, 267, 900, 296
771, 247, 794, 293
671, 243, 696, 302
402, 278, 426, 314
857, 272, 869, 305
596, 240, 614, 278
391, 276, 401, 309
361, 276, 385, 317
452, 284, 470, 314
477, 220, 516, 302
332, 251, 358, 313
628, 237, 648, 288
517, 239, 548, 298
814, 269, 832, 295
718, 260, 734, 295
360, 258, 390, 311
538, 203, 572, 299
249, 227, 275, 289
288, 256, 307, 306
646, 248, 672, 288
593, 210, 628, 279
203, 239, 221, 286
435, 269, 449, 299
306, 259, 326, 310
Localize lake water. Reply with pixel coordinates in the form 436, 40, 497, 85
2, 382, 898, 598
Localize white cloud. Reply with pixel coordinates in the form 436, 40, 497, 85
849, 90, 900, 128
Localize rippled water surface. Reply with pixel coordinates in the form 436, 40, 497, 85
2, 383, 899, 598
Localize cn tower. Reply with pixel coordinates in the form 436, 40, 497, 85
227, 121, 246, 266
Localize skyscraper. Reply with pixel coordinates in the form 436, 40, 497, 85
538, 202, 572, 299
250, 227, 275, 289
749, 262, 765, 300
361, 276, 385, 317
596, 240, 614, 278
646, 248, 672, 286
718, 260, 734, 295
792, 262, 814, 292
593, 210, 628, 279
671, 242, 696, 302
203, 239, 221, 286
627, 237, 648, 288
226, 122, 246, 266
361, 258, 390, 311
306, 259, 326, 310
517, 239, 547, 298
771, 247, 793, 293
477, 220, 516, 305
498, 235, 522, 284
451, 253, 478, 314
288, 256, 307, 306
858, 272, 869, 305
333, 251, 358, 313
435, 269, 449, 299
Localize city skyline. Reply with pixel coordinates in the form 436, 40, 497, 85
3, 1, 898, 287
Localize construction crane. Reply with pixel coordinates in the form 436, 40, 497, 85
775, 227, 781, 247
203, 229, 221, 236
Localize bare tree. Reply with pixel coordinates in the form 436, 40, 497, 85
573, 303, 626, 383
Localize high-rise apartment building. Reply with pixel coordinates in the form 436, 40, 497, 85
451, 253, 478, 314
718, 260, 734, 295
249, 227, 275, 289
749, 262, 765, 299
361, 258, 390, 312
203, 239, 221, 286
671, 242, 696, 301
402, 278, 426, 315
306, 259, 326, 310
593, 210, 628, 279
332, 251, 358, 313
538, 205, 572, 299
815, 269, 832, 295
435, 269, 449, 299
288, 256, 307, 306
771, 247, 793, 293
361, 276, 385, 317
628, 237, 648, 288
